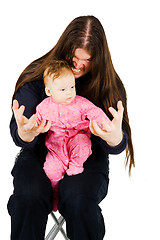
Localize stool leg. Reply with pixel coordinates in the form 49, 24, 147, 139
51, 213, 69, 240
45, 213, 69, 240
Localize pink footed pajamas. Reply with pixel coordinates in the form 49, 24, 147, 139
36, 95, 110, 211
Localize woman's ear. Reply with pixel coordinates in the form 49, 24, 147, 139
45, 86, 52, 96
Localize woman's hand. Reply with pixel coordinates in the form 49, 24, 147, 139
89, 101, 124, 147
12, 99, 51, 142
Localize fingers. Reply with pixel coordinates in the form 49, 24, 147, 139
109, 100, 124, 122
12, 100, 51, 139
89, 120, 105, 137
117, 100, 124, 118
101, 118, 112, 132
89, 120, 96, 135
89, 118, 111, 135
12, 99, 25, 124
18, 105, 25, 116
108, 106, 118, 120
35, 120, 52, 134
23, 118, 51, 136
12, 99, 19, 111
39, 120, 51, 133
24, 115, 37, 131
12, 99, 25, 115
43, 120, 52, 132
29, 114, 37, 123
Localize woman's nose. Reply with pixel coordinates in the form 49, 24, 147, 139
73, 58, 83, 69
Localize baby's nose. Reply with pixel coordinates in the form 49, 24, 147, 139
66, 89, 72, 95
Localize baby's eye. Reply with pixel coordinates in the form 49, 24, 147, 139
71, 85, 75, 89
61, 89, 65, 91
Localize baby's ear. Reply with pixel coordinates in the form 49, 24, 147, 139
45, 86, 51, 96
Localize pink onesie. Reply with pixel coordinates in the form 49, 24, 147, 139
36, 95, 110, 211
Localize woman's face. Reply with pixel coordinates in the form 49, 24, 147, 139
71, 48, 92, 79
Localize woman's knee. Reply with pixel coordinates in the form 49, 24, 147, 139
9, 174, 53, 216
74, 195, 98, 214
60, 194, 98, 218
10, 151, 53, 212
15, 169, 52, 202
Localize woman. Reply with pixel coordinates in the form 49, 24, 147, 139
7, 15, 135, 240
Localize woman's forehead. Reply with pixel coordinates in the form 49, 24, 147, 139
74, 48, 91, 60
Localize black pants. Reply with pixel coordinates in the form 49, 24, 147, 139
7, 149, 109, 240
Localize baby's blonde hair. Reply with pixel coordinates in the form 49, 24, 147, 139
43, 60, 72, 86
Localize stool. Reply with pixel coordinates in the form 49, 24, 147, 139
45, 212, 69, 240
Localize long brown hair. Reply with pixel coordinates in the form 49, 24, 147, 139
13, 15, 135, 175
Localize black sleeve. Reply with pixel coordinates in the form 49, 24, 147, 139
10, 80, 45, 149
99, 78, 129, 155
99, 124, 128, 155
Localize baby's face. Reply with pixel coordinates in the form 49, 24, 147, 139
46, 69, 76, 105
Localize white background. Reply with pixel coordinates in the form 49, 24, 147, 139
1, 0, 160, 239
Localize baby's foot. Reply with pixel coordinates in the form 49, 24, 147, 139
52, 199, 58, 212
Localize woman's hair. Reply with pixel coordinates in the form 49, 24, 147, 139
13, 15, 135, 175
43, 60, 72, 86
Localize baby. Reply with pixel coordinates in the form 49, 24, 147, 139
36, 60, 110, 211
